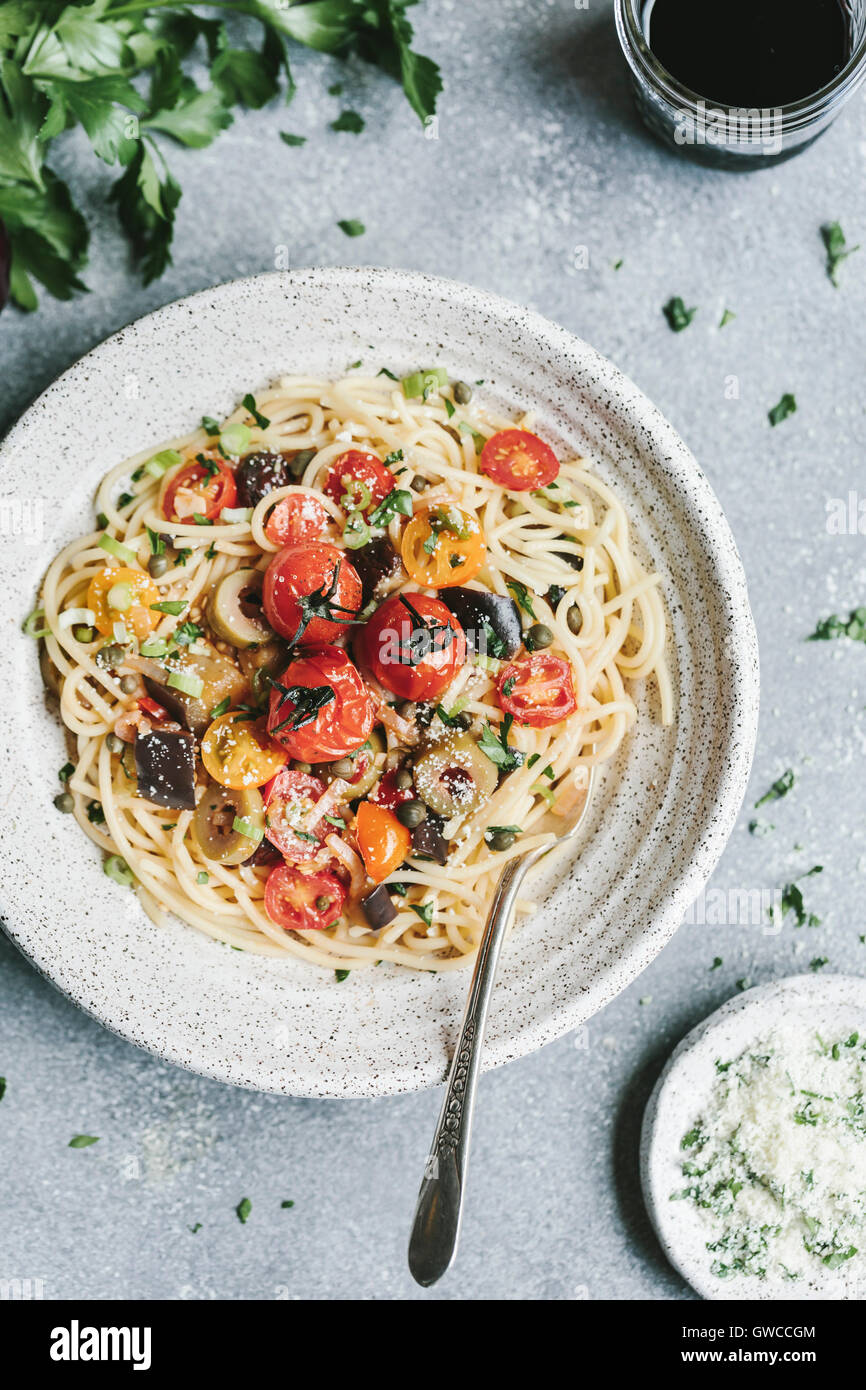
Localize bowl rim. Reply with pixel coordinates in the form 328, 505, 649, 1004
0, 266, 760, 1096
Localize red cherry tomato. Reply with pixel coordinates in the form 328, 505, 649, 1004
264, 862, 347, 931
480, 429, 560, 492
263, 768, 329, 862
324, 450, 395, 515
265, 493, 330, 547
268, 645, 376, 763
137, 696, 168, 722
262, 541, 362, 645
356, 801, 410, 883
361, 593, 466, 701
497, 653, 577, 728
162, 456, 237, 521
370, 769, 415, 809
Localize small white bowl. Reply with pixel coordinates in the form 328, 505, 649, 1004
0, 267, 759, 1097
642, 974, 866, 1300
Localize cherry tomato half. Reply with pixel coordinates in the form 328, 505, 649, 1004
264, 862, 347, 931
401, 504, 486, 588
480, 429, 560, 492
356, 801, 410, 883
497, 653, 577, 729
263, 768, 330, 862
262, 541, 362, 646
268, 645, 376, 763
264, 493, 330, 547
87, 566, 160, 641
362, 593, 467, 702
324, 450, 395, 516
162, 455, 237, 522
201, 712, 287, 788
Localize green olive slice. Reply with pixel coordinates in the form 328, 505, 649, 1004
207, 568, 272, 649
313, 727, 385, 801
191, 781, 264, 864
413, 732, 499, 818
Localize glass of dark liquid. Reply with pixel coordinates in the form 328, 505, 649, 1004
615, 0, 866, 167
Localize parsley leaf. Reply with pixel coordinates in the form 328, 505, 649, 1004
338, 218, 365, 237
663, 297, 697, 331
368, 488, 413, 528
409, 901, 434, 927
821, 221, 859, 287
808, 607, 866, 645
506, 579, 537, 619
755, 769, 795, 807
478, 715, 525, 772
768, 393, 797, 427
331, 109, 365, 134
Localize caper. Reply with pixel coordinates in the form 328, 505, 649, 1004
106, 733, 124, 754
73, 625, 95, 643
292, 760, 312, 775
410, 476, 429, 493
396, 800, 426, 829
567, 605, 582, 635
394, 767, 414, 791
453, 380, 473, 405
287, 448, 316, 480
452, 712, 472, 731
53, 791, 74, 814
120, 674, 139, 695
148, 553, 171, 578
415, 702, 435, 729
97, 643, 126, 669
330, 757, 354, 778
395, 699, 416, 720
490, 828, 516, 852
525, 623, 554, 651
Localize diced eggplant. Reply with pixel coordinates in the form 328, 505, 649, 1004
439, 586, 522, 658
144, 649, 245, 739
352, 535, 403, 605
361, 884, 397, 930
410, 818, 448, 866
235, 451, 293, 508
135, 729, 196, 809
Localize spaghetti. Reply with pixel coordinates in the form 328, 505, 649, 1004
33, 371, 671, 973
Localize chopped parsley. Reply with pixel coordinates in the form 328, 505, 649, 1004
755, 769, 795, 807
236, 1197, 252, 1224
663, 297, 697, 331
338, 219, 365, 237
821, 222, 859, 287
768, 393, 797, 427
69, 1135, 99, 1148
331, 110, 365, 134
242, 393, 270, 430
368, 489, 413, 529
280, 132, 307, 147
409, 902, 434, 928
478, 714, 525, 772
506, 579, 537, 618
808, 607, 866, 645
335, 969, 351, 982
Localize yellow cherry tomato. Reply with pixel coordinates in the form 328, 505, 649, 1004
201, 712, 287, 789
401, 504, 486, 587
87, 566, 160, 641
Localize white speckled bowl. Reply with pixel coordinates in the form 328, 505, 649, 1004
642, 975, 866, 1300
0, 268, 758, 1097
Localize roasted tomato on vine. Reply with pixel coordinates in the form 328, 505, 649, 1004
262, 541, 361, 644
480, 429, 560, 492
324, 450, 395, 515
264, 862, 347, 931
400, 504, 485, 588
356, 801, 410, 883
200, 711, 287, 788
162, 455, 237, 522
361, 593, 466, 701
264, 493, 330, 547
268, 645, 375, 763
262, 768, 330, 862
497, 652, 577, 728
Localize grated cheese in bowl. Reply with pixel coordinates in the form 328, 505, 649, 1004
672, 1024, 866, 1285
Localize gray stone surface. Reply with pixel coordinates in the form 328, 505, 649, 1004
2, 0, 866, 1301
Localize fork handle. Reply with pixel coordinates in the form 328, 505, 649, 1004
407, 852, 531, 1287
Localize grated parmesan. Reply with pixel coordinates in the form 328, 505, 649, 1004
673, 1024, 866, 1285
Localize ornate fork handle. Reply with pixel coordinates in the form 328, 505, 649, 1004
408, 853, 533, 1287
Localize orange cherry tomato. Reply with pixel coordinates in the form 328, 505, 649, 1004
324, 450, 395, 516
201, 712, 287, 789
480, 429, 559, 492
264, 493, 330, 547
87, 566, 160, 641
401, 504, 486, 587
264, 863, 347, 931
356, 800, 411, 883
162, 454, 237, 522
497, 653, 577, 729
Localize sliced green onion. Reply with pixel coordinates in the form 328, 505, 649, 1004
219, 422, 251, 457
22, 609, 49, 637
112, 621, 128, 644
531, 783, 555, 807
104, 855, 134, 887
150, 600, 187, 616
210, 696, 231, 718
458, 422, 487, 455
140, 636, 168, 658
144, 449, 182, 478
57, 606, 95, 631
220, 507, 253, 524
197, 870, 210, 885
167, 670, 204, 698
475, 653, 502, 674
340, 478, 372, 513
342, 514, 372, 549
98, 533, 138, 565
232, 816, 264, 843
107, 582, 133, 612
401, 367, 448, 400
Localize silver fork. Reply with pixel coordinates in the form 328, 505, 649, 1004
407, 767, 596, 1287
